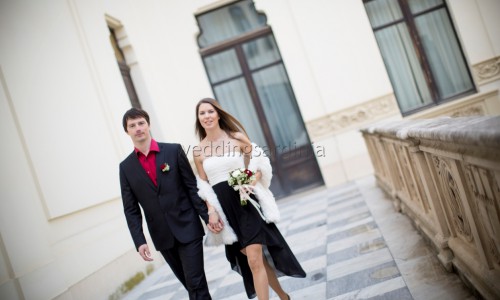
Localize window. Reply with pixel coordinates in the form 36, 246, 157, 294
109, 27, 141, 108
364, 0, 475, 115
196, 0, 324, 197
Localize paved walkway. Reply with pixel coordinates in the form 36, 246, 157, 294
123, 176, 475, 300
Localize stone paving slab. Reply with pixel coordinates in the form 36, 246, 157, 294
122, 176, 475, 300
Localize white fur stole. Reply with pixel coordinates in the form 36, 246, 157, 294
196, 143, 280, 247
197, 177, 238, 246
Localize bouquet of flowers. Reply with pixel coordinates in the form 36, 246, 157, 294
228, 168, 256, 205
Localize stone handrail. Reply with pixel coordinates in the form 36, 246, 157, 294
361, 116, 500, 300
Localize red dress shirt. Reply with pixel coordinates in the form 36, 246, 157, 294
135, 139, 160, 186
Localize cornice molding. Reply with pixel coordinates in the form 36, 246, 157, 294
407, 90, 498, 119
306, 94, 400, 140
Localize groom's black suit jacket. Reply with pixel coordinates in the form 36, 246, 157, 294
119, 143, 209, 251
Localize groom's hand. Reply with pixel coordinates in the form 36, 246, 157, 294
138, 244, 154, 261
208, 213, 224, 233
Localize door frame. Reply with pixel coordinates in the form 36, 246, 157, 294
200, 27, 324, 197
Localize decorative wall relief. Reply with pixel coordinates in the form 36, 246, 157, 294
473, 56, 500, 85
464, 164, 500, 266
433, 156, 473, 242
389, 143, 405, 195
409, 150, 431, 213
450, 104, 485, 117
396, 144, 414, 202
490, 238, 500, 266
307, 94, 399, 140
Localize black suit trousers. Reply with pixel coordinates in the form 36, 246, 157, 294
160, 237, 211, 300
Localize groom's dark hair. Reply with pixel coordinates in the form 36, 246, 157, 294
122, 108, 150, 132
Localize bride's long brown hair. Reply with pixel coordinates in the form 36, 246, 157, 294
195, 98, 249, 141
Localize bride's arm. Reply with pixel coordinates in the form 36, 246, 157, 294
233, 132, 261, 186
251, 171, 262, 186
193, 148, 208, 181
233, 132, 252, 169
193, 149, 223, 232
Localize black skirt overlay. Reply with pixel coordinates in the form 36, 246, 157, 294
212, 182, 306, 298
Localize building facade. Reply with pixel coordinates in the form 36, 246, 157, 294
0, 0, 499, 299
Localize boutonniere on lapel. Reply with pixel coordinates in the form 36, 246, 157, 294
160, 163, 170, 173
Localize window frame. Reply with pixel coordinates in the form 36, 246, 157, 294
199, 26, 279, 158
196, 3, 325, 196
109, 27, 142, 109
364, 0, 476, 116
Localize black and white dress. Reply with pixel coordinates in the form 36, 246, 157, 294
202, 151, 306, 298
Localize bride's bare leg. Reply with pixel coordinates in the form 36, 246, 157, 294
263, 257, 289, 300
243, 245, 269, 300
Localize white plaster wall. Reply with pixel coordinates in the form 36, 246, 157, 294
448, 0, 500, 63
105, 0, 220, 150
313, 136, 347, 187
443, 0, 500, 103
0, 67, 65, 299
0, 68, 60, 296
0, 0, 127, 218
448, 0, 495, 64
0, 237, 11, 294
257, 0, 393, 119
0, 0, 154, 299
478, 0, 500, 56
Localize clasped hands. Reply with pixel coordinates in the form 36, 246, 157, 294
207, 210, 224, 233
207, 181, 256, 234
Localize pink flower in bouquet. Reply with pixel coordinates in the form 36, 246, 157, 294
228, 168, 256, 205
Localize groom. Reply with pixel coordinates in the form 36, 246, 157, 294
119, 108, 222, 299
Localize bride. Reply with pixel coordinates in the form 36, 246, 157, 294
193, 98, 306, 300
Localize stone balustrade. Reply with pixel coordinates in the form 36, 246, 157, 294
361, 116, 500, 300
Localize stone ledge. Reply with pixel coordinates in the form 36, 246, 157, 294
362, 116, 500, 148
